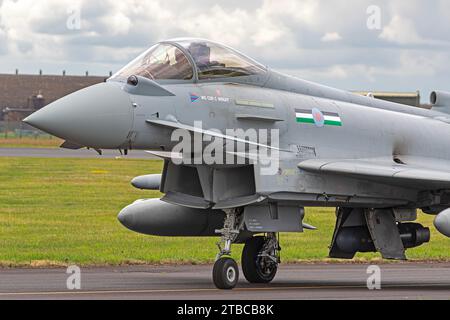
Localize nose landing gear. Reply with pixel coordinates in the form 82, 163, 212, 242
212, 208, 280, 290
213, 209, 242, 290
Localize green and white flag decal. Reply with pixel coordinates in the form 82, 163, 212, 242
295, 108, 342, 127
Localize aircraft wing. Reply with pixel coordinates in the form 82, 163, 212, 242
298, 158, 450, 190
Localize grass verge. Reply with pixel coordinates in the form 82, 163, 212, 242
0, 137, 63, 149
0, 157, 448, 267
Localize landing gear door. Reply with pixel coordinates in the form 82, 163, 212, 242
244, 205, 304, 233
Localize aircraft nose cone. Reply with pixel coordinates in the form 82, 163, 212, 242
24, 82, 133, 149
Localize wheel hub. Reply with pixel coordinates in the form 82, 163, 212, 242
226, 266, 236, 282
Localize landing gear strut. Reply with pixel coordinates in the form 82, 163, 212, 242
213, 208, 242, 290
212, 208, 280, 289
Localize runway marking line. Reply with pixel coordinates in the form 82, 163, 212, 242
0, 283, 448, 297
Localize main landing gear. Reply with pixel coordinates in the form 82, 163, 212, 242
213, 209, 280, 290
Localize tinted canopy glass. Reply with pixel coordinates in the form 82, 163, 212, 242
178, 40, 266, 80
112, 43, 194, 81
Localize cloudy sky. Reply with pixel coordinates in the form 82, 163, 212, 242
0, 0, 449, 97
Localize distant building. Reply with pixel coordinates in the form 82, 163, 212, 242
0, 73, 107, 121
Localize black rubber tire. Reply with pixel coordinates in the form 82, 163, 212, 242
213, 257, 239, 290
242, 236, 278, 284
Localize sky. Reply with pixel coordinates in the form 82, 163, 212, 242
0, 0, 449, 98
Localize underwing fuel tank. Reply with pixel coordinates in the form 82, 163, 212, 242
118, 199, 225, 236
434, 209, 450, 238
131, 174, 162, 191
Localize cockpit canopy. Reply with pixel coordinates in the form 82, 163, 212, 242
111, 39, 266, 82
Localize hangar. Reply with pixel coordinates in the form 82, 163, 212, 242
0, 72, 106, 122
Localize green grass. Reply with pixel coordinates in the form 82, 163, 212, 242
0, 136, 63, 148
0, 157, 448, 267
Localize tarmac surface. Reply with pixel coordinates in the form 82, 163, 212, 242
0, 148, 156, 159
0, 263, 449, 300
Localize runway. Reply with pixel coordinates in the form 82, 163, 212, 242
0, 263, 449, 300
0, 148, 156, 159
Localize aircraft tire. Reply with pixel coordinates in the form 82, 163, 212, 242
242, 236, 278, 284
213, 257, 239, 290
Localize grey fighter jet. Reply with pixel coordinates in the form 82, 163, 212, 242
24, 38, 450, 290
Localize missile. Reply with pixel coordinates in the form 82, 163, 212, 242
434, 209, 450, 238
131, 174, 162, 190
118, 198, 225, 236
336, 223, 430, 254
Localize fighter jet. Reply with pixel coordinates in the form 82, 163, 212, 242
24, 38, 450, 290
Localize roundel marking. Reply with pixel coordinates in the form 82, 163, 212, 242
312, 108, 325, 127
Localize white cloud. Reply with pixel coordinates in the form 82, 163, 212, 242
321, 32, 342, 42
175, 5, 250, 47
379, 15, 424, 45
0, 0, 449, 95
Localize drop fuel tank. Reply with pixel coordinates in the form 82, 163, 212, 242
118, 199, 225, 236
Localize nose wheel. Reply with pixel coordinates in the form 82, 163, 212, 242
213, 257, 239, 290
